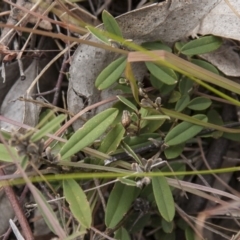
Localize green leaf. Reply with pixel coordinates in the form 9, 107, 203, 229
180, 35, 222, 56
105, 182, 140, 228
187, 97, 212, 111
98, 123, 125, 154
86, 26, 110, 45
150, 74, 164, 90
115, 227, 131, 240
205, 109, 223, 138
60, 108, 118, 160
118, 178, 137, 187
0, 130, 11, 141
95, 56, 127, 90
121, 141, 142, 165
152, 173, 175, 222
175, 94, 190, 112
123, 133, 161, 146
141, 115, 170, 121
174, 41, 185, 53
185, 226, 195, 240
127, 213, 151, 233
168, 91, 181, 103
161, 218, 174, 233
179, 76, 193, 95
117, 96, 138, 112
0, 144, 18, 162
223, 132, 240, 142
191, 59, 219, 74
161, 162, 186, 180
164, 144, 184, 159
102, 10, 123, 38
139, 108, 166, 133
31, 114, 66, 142
145, 62, 177, 85
63, 179, 92, 228
165, 114, 208, 146
155, 230, 176, 240
141, 41, 172, 52
125, 62, 140, 104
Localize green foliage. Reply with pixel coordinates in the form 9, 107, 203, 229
7, 9, 240, 240
95, 56, 127, 90
98, 123, 125, 154
145, 62, 177, 85
165, 114, 208, 146
63, 179, 92, 228
31, 114, 66, 142
105, 182, 140, 228
179, 35, 222, 55
152, 173, 175, 222
0, 144, 18, 162
115, 227, 131, 240
187, 97, 212, 111
60, 108, 118, 159
102, 10, 123, 38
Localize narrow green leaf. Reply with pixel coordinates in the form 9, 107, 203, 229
150, 74, 164, 90
164, 144, 184, 159
179, 76, 193, 95
0, 130, 11, 141
86, 26, 110, 45
60, 108, 118, 160
155, 230, 176, 240
185, 226, 195, 240
161, 218, 174, 233
180, 36, 222, 56
191, 59, 219, 74
140, 108, 166, 133
105, 182, 140, 228
161, 162, 186, 178
95, 56, 127, 90
223, 132, 240, 142
118, 178, 137, 187
0, 144, 18, 162
150, 74, 176, 95
123, 133, 161, 146
174, 41, 185, 53
175, 94, 190, 112
63, 179, 92, 228
152, 173, 175, 222
128, 213, 151, 234
168, 91, 181, 103
141, 41, 172, 52
165, 114, 208, 146
117, 95, 138, 112
145, 62, 177, 85
31, 114, 66, 142
206, 109, 223, 138
187, 97, 212, 111
141, 115, 170, 120
115, 227, 131, 240
98, 123, 125, 154
121, 141, 142, 165
125, 62, 140, 104
102, 10, 123, 38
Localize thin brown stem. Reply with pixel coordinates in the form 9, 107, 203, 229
0, 168, 34, 240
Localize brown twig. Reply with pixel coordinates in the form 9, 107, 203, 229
52, 53, 68, 105
0, 168, 34, 240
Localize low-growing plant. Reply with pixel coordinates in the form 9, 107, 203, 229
1, 8, 240, 240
